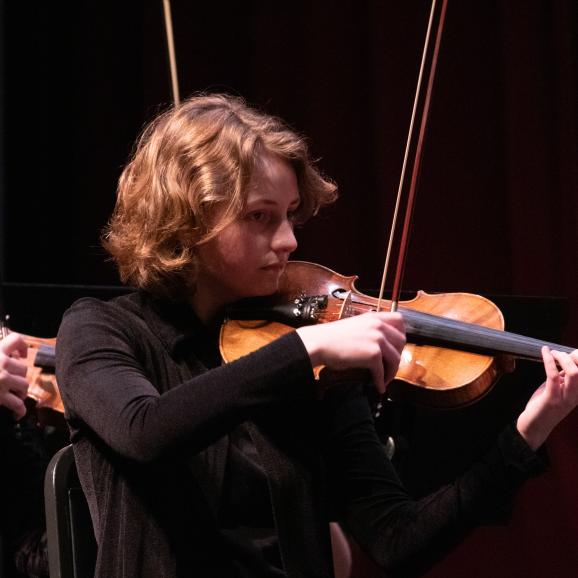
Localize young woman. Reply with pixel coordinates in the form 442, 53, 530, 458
56, 93, 578, 578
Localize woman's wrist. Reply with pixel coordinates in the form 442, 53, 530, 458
295, 326, 322, 367
516, 414, 551, 451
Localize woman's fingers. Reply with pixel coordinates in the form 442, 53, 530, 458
519, 347, 578, 449
379, 314, 406, 389
369, 350, 386, 394
296, 311, 406, 393
541, 347, 560, 391
377, 337, 402, 385
549, 350, 578, 378
550, 349, 578, 398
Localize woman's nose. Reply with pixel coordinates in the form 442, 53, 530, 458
272, 219, 298, 253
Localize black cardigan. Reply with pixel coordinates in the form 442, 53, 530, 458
56, 292, 544, 577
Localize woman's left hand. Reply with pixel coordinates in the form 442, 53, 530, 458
516, 346, 578, 450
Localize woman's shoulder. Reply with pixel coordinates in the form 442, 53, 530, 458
59, 292, 149, 338
64, 292, 143, 317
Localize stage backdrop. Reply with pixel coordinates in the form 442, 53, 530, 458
1, 1, 577, 577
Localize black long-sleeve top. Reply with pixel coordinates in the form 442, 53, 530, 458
55, 292, 545, 577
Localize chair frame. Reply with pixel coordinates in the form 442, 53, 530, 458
44, 444, 96, 578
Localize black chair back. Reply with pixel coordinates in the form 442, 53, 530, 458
44, 445, 96, 578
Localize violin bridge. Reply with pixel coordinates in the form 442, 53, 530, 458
338, 290, 356, 319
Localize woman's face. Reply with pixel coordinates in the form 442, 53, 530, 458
193, 153, 300, 316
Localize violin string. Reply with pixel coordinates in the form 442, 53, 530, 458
346, 300, 573, 358
402, 309, 574, 358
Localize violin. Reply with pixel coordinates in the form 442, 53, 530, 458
220, 261, 575, 409
22, 334, 63, 413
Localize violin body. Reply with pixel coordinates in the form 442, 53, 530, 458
220, 261, 518, 408
22, 334, 63, 413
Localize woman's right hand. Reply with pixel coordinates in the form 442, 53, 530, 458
0, 333, 29, 419
296, 312, 406, 394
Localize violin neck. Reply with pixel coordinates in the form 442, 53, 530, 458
402, 309, 574, 360
225, 292, 574, 361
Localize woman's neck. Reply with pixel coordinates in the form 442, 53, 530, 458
189, 283, 227, 328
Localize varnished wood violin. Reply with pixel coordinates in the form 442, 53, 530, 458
21, 334, 62, 413
220, 261, 575, 408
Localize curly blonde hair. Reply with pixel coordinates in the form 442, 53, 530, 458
103, 93, 337, 298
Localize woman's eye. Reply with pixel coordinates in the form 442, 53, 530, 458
247, 211, 267, 222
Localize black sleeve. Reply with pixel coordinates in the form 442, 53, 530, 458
323, 385, 546, 575
56, 299, 316, 463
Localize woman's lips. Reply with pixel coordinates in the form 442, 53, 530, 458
261, 262, 285, 272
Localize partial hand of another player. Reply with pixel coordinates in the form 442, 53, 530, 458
0, 333, 29, 420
